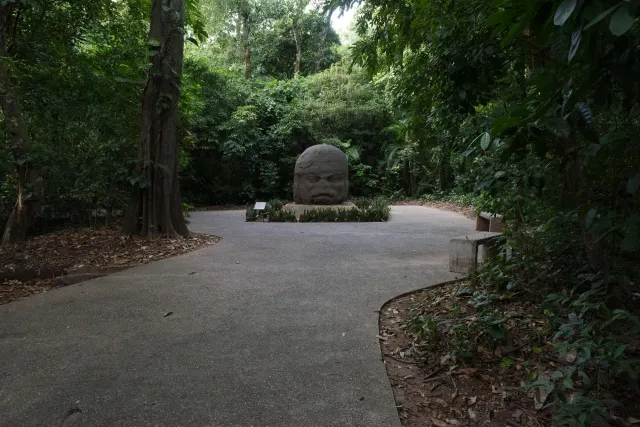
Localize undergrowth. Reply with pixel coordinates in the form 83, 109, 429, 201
420, 191, 482, 208
245, 197, 390, 222
404, 218, 640, 426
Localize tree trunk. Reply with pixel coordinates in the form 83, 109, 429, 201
292, 16, 302, 76
0, 5, 44, 245
438, 137, 453, 192
241, 10, 251, 79
121, 0, 189, 239
315, 7, 335, 73
235, 12, 242, 57
438, 154, 448, 192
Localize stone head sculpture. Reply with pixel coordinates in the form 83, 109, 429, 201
293, 144, 349, 205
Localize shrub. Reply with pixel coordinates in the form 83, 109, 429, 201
245, 197, 391, 222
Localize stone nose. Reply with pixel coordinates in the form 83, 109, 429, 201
318, 179, 331, 190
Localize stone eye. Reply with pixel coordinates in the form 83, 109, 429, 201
306, 175, 320, 183
327, 175, 343, 183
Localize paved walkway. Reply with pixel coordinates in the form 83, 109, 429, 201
0, 206, 473, 427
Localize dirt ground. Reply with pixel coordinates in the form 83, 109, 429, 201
379, 281, 640, 427
0, 227, 220, 305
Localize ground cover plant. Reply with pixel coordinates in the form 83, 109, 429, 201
380, 276, 640, 426
245, 197, 390, 222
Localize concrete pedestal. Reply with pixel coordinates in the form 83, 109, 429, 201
449, 232, 502, 274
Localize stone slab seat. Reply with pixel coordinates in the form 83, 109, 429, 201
449, 231, 502, 274
476, 212, 503, 232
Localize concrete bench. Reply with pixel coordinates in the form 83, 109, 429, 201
449, 232, 502, 274
476, 212, 503, 232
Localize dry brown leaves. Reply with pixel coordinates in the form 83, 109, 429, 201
0, 278, 57, 304
0, 228, 220, 305
379, 282, 552, 427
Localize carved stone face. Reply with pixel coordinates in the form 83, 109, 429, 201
293, 144, 349, 205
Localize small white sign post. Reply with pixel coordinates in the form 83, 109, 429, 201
254, 202, 267, 210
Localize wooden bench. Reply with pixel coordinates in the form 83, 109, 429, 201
449, 232, 502, 274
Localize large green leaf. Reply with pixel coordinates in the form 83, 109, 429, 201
487, 325, 506, 340
627, 173, 640, 195
609, 4, 635, 36
568, 24, 582, 62
621, 232, 640, 252
488, 10, 508, 26
543, 118, 571, 138
586, 207, 597, 229
490, 116, 521, 133
502, 19, 528, 47
583, 3, 621, 31
554, 0, 577, 26
621, 213, 640, 252
481, 132, 491, 150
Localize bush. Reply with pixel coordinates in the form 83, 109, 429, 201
181, 61, 395, 206
472, 224, 640, 426
420, 191, 482, 208
245, 197, 391, 222
245, 199, 296, 222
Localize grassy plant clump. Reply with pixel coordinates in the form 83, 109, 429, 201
245, 197, 390, 222
268, 209, 297, 222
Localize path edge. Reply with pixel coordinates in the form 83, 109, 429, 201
376, 277, 469, 426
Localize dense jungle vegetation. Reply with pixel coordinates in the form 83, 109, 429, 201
1, 0, 639, 424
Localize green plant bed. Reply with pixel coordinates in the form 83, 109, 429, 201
245, 198, 391, 222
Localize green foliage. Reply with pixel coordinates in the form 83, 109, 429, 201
186, 0, 209, 44
252, 10, 341, 78
403, 314, 438, 350
420, 191, 482, 208
449, 322, 482, 359
269, 208, 298, 222
0, 0, 147, 233
180, 60, 395, 205
540, 273, 640, 413
350, 197, 391, 221
403, 284, 515, 361
474, 226, 640, 424
180, 72, 311, 204
182, 202, 196, 218
347, 0, 640, 418
0, 0, 404, 233
301, 61, 393, 196
245, 207, 259, 222
195, 0, 340, 78
350, 0, 506, 195
245, 197, 390, 222
298, 207, 355, 222
246, 199, 296, 222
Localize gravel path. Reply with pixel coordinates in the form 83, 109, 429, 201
0, 206, 473, 427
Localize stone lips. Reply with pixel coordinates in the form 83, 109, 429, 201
293, 144, 349, 205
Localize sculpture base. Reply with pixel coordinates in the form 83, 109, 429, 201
282, 202, 357, 219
